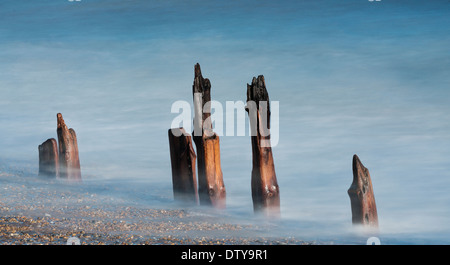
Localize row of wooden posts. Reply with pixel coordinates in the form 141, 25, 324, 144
168, 63, 280, 217
37, 63, 378, 227
168, 63, 379, 226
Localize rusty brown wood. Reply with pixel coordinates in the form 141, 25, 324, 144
38, 138, 59, 178
168, 127, 198, 204
195, 133, 226, 208
246, 75, 280, 217
348, 154, 378, 227
57, 113, 82, 182
192, 63, 226, 208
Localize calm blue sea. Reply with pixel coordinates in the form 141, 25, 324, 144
1, 0, 449, 244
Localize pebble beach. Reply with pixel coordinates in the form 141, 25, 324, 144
0, 171, 313, 245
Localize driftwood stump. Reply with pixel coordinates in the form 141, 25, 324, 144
348, 154, 378, 227
168, 127, 198, 204
57, 113, 81, 182
246, 75, 280, 217
192, 63, 226, 208
195, 132, 226, 208
38, 138, 59, 178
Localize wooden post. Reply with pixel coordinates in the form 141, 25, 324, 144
168, 127, 198, 204
196, 133, 226, 208
246, 75, 280, 217
348, 154, 378, 227
38, 138, 59, 178
57, 113, 81, 182
192, 63, 226, 208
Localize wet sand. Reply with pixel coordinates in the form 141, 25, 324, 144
0, 172, 313, 245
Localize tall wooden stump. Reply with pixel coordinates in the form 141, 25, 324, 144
168, 127, 198, 204
192, 63, 226, 208
348, 154, 378, 227
246, 75, 280, 217
38, 138, 59, 178
57, 113, 81, 182
194, 132, 226, 208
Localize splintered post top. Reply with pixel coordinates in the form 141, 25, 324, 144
192, 63, 212, 133
247, 75, 269, 104
352, 154, 367, 184
194, 63, 202, 78
193, 63, 211, 95
57, 113, 66, 129
246, 75, 271, 130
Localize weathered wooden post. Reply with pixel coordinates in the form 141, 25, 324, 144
348, 154, 378, 227
192, 63, 226, 208
38, 138, 59, 178
168, 127, 198, 204
57, 113, 81, 182
246, 75, 280, 217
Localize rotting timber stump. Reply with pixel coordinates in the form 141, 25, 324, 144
57, 113, 81, 182
38, 138, 59, 178
192, 63, 226, 208
246, 75, 280, 217
168, 127, 198, 204
194, 132, 226, 208
348, 154, 378, 227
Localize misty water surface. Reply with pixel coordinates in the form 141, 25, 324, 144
0, 0, 449, 244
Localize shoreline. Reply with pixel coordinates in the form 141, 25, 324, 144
0, 213, 311, 245
0, 173, 314, 245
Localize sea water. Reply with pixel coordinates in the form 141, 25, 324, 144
0, 0, 449, 244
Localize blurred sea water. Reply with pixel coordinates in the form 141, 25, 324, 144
0, 0, 449, 244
